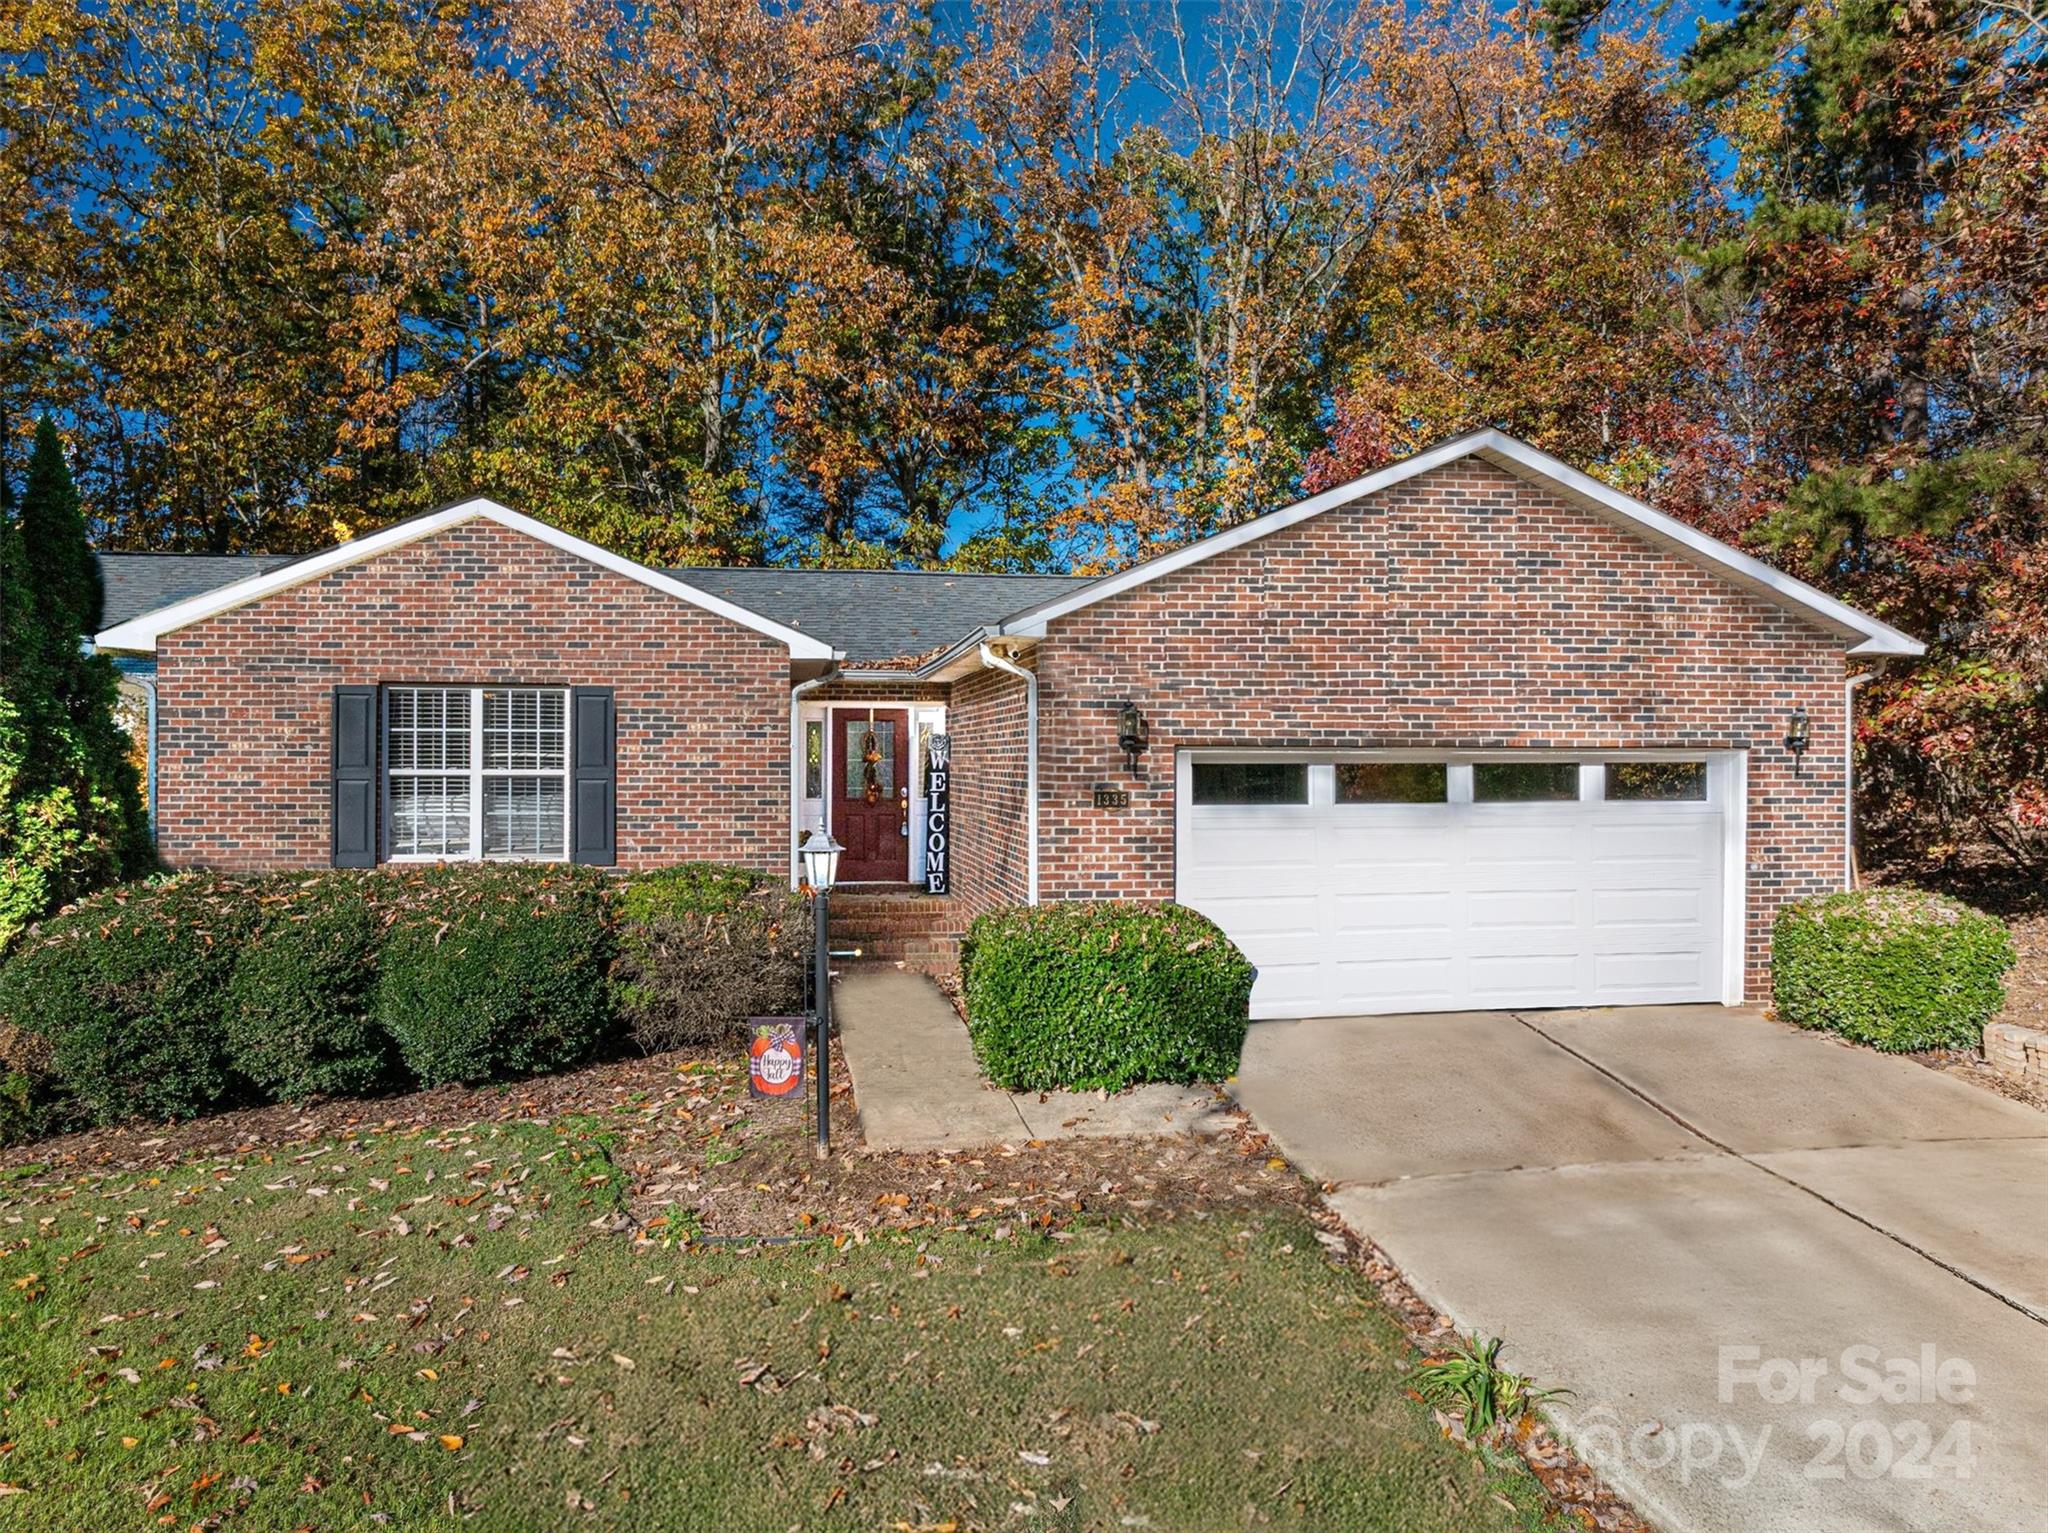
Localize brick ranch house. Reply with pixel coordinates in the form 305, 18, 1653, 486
95, 429, 1922, 1020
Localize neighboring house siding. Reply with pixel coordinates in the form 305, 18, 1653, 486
1027, 459, 1849, 1000
155, 519, 790, 873
945, 665, 1031, 919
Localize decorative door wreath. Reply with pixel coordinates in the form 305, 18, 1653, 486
860, 711, 883, 804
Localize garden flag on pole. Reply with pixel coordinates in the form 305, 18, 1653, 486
748, 1019, 806, 1099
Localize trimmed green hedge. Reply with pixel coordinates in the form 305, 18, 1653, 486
1773, 888, 2015, 1052
0, 859, 809, 1141
0, 1020, 62, 1145
372, 865, 617, 1086
960, 902, 1254, 1092
0, 875, 254, 1124
610, 863, 810, 1051
225, 874, 393, 1101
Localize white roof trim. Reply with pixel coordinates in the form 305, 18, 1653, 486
93, 498, 839, 660
996, 429, 1925, 657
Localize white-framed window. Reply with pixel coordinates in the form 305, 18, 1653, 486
386, 686, 568, 860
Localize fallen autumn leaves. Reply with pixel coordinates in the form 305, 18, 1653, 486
0, 1043, 1599, 1530
3, 1042, 1311, 1247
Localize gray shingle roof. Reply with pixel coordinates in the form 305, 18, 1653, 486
668, 568, 1092, 663
97, 553, 300, 629
93, 551, 1093, 664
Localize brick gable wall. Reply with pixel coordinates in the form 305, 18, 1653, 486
155, 519, 791, 873
1021, 460, 1850, 999
945, 665, 1032, 919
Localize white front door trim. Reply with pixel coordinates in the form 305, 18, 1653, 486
796, 699, 945, 885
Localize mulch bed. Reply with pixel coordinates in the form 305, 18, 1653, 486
1, 1043, 1310, 1243
1909, 1046, 2048, 1112
0, 1049, 696, 1178
1994, 913, 2048, 1031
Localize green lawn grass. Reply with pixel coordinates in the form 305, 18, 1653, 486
0, 1123, 1557, 1531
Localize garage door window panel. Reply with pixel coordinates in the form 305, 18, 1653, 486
1606, 761, 1709, 801
1474, 762, 1581, 802
1337, 762, 1448, 804
1192, 762, 1308, 805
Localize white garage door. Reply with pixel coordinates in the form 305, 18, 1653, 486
1176, 755, 1739, 1019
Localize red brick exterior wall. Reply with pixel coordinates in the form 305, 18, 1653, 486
805, 679, 948, 705
1025, 460, 1851, 1000
155, 519, 792, 873
945, 665, 1032, 919
150, 462, 1857, 1002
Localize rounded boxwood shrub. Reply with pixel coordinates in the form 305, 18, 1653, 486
0, 874, 253, 1124
960, 901, 1254, 1092
0, 1020, 66, 1147
1773, 888, 2015, 1052
225, 873, 394, 1101
610, 862, 810, 1052
371, 865, 618, 1086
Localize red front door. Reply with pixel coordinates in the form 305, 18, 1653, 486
833, 709, 910, 882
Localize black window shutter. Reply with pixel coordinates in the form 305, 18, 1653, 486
570, 686, 616, 866
332, 685, 379, 868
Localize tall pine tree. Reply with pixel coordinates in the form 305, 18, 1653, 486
1533, 0, 2048, 868
18, 415, 104, 639
0, 417, 151, 947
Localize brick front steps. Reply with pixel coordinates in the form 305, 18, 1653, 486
827, 888, 961, 972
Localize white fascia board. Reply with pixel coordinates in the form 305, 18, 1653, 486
994, 428, 1925, 658
93, 498, 838, 660
912, 627, 994, 683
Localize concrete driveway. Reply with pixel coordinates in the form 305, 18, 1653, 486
1234, 1006, 2048, 1533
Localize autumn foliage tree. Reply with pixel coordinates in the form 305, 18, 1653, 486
4, 0, 2045, 871
1650, 0, 2046, 871
1307, 23, 1728, 502
960, 0, 1486, 570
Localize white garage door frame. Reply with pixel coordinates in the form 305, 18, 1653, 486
1174, 749, 1749, 1018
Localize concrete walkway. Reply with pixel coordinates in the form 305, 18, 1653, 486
832, 964, 1234, 1151
1234, 1006, 2048, 1533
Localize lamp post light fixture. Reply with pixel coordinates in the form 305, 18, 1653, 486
799, 831, 843, 895
1117, 701, 1150, 776
1783, 707, 1812, 776
798, 832, 843, 1158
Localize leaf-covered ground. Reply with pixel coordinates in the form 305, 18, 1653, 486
0, 1108, 1564, 1532
3, 1045, 1313, 1244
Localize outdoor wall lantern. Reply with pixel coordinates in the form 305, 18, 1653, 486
1117, 701, 1150, 775
1783, 707, 1811, 776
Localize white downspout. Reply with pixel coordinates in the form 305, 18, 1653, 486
1845, 671, 1876, 889
978, 642, 1039, 905
139, 674, 158, 841
789, 669, 838, 887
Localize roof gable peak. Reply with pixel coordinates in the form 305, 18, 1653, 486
994, 430, 1923, 658
94, 498, 836, 659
